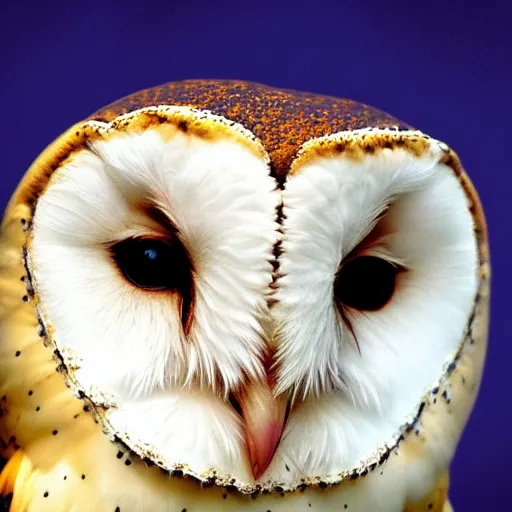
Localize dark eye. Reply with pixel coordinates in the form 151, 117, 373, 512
112, 238, 191, 292
334, 256, 400, 311
111, 237, 195, 332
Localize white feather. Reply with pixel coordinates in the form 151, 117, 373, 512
31, 127, 279, 475
268, 142, 478, 482
30, 125, 478, 486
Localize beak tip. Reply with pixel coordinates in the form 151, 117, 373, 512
252, 463, 262, 481
237, 381, 288, 482
248, 424, 283, 481
250, 454, 272, 481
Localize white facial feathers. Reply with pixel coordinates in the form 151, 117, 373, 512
269, 136, 478, 480
275, 142, 477, 404
31, 126, 280, 401
29, 119, 479, 483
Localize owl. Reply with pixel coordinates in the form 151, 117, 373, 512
0, 80, 489, 512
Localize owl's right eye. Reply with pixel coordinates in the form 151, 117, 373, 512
334, 256, 400, 311
111, 238, 192, 292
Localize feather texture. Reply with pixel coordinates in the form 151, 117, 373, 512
0, 92, 489, 510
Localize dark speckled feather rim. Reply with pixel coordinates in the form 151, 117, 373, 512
91, 80, 410, 183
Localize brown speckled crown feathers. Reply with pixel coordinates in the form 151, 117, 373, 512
91, 80, 411, 182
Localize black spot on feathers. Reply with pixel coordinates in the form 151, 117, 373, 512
0, 493, 12, 511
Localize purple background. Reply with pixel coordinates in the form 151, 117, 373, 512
1, 0, 510, 509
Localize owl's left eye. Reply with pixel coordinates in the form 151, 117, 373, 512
334, 256, 399, 311
111, 238, 191, 292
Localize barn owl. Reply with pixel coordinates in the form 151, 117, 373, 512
0, 80, 489, 512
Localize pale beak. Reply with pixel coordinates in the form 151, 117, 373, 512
234, 379, 288, 481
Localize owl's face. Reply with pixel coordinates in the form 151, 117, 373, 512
0, 81, 489, 505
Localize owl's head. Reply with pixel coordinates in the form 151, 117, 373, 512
0, 81, 489, 499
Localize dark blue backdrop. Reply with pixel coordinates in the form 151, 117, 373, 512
1, 1, 510, 509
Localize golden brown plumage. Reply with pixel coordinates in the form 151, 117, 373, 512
0, 80, 489, 511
